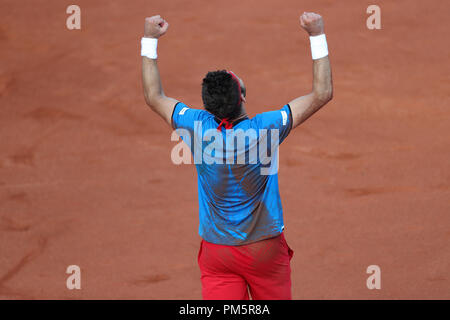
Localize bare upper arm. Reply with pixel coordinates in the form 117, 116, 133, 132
288, 90, 333, 129
288, 93, 319, 128
144, 95, 179, 127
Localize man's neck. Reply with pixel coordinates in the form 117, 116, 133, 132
232, 112, 248, 122
231, 105, 248, 121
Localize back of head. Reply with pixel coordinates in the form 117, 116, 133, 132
202, 70, 241, 120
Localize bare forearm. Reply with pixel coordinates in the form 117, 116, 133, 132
142, 57, 165, 105
291, 57, 332, 126
312, 55, 333, 104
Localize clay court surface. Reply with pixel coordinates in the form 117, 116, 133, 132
0, 0, 449, 299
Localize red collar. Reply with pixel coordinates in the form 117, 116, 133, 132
217, 118, 233, 131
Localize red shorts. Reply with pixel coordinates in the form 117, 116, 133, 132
198, 232, 294, 300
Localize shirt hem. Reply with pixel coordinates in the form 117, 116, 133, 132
200, 230, 284, 246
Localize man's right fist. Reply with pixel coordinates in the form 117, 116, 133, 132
144, 15, 169, 39
299, 12, 324, 36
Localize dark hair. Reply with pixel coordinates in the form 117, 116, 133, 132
201, 70, 242, 120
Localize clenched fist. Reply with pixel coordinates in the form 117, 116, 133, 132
300, 12, 324, 36
144, 15, 169, 39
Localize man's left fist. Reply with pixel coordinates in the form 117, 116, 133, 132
144, 15, 169, 38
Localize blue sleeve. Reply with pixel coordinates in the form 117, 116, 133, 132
171, 102, 209, 131
253, 104, 293, 143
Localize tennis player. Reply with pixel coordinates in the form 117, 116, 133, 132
141, 12, 333, 300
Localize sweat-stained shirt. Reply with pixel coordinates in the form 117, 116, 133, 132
172, 102, 293, 245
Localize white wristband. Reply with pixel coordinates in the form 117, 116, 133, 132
141, 37, 158, 59
309, 34, 328, 60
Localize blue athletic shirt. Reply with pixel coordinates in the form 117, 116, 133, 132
172, 102, 293, 245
